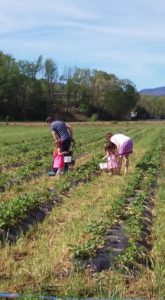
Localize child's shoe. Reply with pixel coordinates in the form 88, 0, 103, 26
48, 170, 56, 176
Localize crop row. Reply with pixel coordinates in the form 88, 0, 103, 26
117, 134, 163, 270
0, 136, 106, 192
0, 151, 105, 237
0, 126, 112, 168
71, 131, 164, 270
0, 126, 110, 177
0, 126, 140, 170
0, 128, 159, 240
0, 128, 147, 193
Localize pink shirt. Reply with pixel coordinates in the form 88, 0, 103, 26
53, 148, 64, 169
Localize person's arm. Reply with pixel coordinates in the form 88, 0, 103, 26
102, 152, 108, 160
66, 123, 76, 146
51, 130, 60, 142
57, 147, 68, 156
66, 123, 73, 137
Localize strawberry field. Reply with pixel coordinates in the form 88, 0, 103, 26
0, 121, 165, 299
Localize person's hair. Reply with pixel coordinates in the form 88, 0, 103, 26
106, 132, 113, 141
105, 141, 117, 154
56, 140, 62, 148
46, 115, 55, 123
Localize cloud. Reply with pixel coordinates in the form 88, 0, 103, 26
0, 0, 165, 89
0, 0, 97, 33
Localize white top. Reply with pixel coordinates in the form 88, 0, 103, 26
111, 134, 130, 149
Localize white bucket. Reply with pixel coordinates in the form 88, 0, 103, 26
64, 156, 72, 163
99, 162, 108, 170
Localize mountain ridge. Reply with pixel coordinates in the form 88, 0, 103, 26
139, 86, 165, 96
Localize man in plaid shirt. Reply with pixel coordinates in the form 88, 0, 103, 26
46, 115, 73, 152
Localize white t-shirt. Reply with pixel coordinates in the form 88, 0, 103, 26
111, 134, 130, 149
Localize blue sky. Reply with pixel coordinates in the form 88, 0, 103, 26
1, 0, 165, 91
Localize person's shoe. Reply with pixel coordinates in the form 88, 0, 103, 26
48, 170, 56, 176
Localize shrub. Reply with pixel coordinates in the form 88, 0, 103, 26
90, 113, 98, 122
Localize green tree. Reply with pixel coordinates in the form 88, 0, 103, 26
0, 51, 21, 119
44, 58, 58, 114
104, 80, 139, 120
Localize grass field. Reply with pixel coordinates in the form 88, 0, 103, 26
0, 121, 164, 299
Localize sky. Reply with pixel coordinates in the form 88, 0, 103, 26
1, 0, 165, 91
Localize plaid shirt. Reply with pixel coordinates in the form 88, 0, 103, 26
51, 121, 70, 142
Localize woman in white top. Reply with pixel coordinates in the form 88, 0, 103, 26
106, 132, 133, 174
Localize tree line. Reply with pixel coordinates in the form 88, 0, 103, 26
136, 94, 165, 120
0, 50, 164, 121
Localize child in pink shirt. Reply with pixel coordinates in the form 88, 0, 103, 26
103, 142, 119, 175
53, 140, 68, 177
47, 140, 67, 177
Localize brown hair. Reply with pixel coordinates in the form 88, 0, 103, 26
46, 115, 55, 123
56, 139, 62, 148
105, 141, 117, 154
105, 132, 113, 141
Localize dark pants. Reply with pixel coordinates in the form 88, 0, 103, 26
61, 137, 71, 152
61, 137, 71, 172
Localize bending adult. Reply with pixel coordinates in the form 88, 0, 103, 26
106, 132, 133, 175
46, 115, 73, 153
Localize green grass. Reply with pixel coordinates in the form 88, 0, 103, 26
151, 141, 165, 298
0, 121, 164, 299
